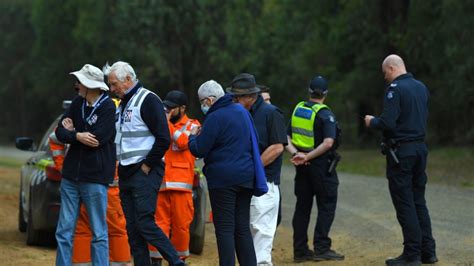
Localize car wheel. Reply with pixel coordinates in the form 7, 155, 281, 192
189, 185, 207, 255
26, 194, 42, 246
18, 190, 27, 232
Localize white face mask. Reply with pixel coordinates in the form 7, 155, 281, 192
200, 104, 210, 115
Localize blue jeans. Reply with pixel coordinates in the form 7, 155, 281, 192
119, 167, 183, 266
55, 178, 109, 266
209, 185, 256, 266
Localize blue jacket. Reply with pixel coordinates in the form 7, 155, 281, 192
189, 94, 255, 189
370, 73, 429, 142
56, 94, 116, 185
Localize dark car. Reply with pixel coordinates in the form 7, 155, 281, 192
16, 110, 208, 254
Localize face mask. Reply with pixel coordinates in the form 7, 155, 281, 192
169, 110, 182, 124
201, 104, 210, 115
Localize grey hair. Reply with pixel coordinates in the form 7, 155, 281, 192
198, 80, 225, 101
106, 61, 137, 82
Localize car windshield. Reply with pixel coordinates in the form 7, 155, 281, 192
38, 116, 62, 152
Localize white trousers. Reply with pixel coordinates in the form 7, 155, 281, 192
250, 182, 280, 266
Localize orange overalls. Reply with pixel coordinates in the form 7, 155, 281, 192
149, 115, 200, 260
49, 129, 131, 265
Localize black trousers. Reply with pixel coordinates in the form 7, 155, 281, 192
386, 143, 436, 261
119, 167, 182, 266
209, 185, 257, 266
292, 159, 339, 255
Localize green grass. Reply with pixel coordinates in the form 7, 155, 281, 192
338, 147, 474, 187
0, 156, 23, 168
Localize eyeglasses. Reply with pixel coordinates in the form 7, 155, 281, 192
199, 95, 216, 104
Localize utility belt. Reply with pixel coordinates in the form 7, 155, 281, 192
380, 138, 423, 164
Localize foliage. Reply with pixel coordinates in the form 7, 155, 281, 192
0, 0, 472, 145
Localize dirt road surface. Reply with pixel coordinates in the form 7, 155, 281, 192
0, 147, 473, 265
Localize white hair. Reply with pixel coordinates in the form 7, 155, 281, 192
198, 80, 225, 100
105, 61, 137, 82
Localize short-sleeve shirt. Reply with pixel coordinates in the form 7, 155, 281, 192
287, 101, 337, 156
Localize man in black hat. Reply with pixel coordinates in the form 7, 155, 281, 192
286, 75, 344, 262
149, 90, 201, 265
229, 73, 287, 265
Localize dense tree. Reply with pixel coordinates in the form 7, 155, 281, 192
0, 0, 471, 146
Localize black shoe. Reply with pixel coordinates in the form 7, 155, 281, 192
385, 254, 421, 266
294, 249, 314, 263
314, 249, 345, 261
421, 255, 438, 264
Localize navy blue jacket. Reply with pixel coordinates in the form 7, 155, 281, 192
370, 73, 429, 142
56, 94, 116, 185
250, 95, 287, 184
189, 94, 255, 189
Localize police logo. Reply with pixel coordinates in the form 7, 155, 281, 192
124, 110, 133, 122
88, 114, 98, 125
387, 91, 394, 99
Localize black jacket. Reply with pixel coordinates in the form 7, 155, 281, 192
56, 94, 116, 185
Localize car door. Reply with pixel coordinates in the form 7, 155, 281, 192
23, 117, 60, 218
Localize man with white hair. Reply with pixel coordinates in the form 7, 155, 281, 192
55, 64, 116, 266
189, 80, 259, 266
106, 61, 184, 266
365, 54, 437, 265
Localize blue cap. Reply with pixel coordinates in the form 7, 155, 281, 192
309, 76, 328, 94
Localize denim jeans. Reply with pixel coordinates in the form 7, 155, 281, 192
55, 178, 109, 266
119, 167, 183, 266
209, 185, 256, 266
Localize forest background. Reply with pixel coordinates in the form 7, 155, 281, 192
1, 0, 472, 147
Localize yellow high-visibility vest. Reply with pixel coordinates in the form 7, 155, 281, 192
290, 101, 329, 151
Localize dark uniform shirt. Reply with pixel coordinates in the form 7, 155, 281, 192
370, 73, 429, 142
250, 95, 288, 185
287, 101, 337, 159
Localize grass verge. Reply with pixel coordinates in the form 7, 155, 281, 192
0, 156, 23, 168
338, 147, 474, 188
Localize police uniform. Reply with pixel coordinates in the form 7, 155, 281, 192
288, 100, 340, 257
369, 73, 436, 263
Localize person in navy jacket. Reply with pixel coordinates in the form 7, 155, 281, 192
365, 54, 437, 266
54, 64, 115, 266
189, 80, 257, 266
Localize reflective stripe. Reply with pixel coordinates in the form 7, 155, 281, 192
72, 263, 92, 266
149, 250, 162, 258
52, 150, 64, 156
160, 182, 193, 190
291, 127, 314, 137
110, 262, 131, 266
177, 250, 190, 256
119, 149, 149, 160
133, 89, 148, 107
173, 130, 182, 141
49, 132, 62, 144
109, 179, 119, 187
121, 130, 152, 138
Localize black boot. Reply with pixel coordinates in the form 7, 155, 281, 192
385, 254, 421, 266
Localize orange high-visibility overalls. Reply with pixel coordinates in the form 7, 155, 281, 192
149, 115, 200, 260
50, 120, 131, 265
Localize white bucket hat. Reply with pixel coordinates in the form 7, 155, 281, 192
70, 64, 109, 91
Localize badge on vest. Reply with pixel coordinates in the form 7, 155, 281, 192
295, 107, 313, 120
124, 110, 133, 122
387, 91, 394, 99
88, 114, 98, 125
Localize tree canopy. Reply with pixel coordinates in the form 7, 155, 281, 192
1, 0, 472, 146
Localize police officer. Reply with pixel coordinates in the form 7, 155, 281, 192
365, 54, 437, 266
286, 75, 344, 263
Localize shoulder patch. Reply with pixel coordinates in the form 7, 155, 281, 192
387, 91, 394, 99
329, 115, 335, 123
390, 83, 398, 87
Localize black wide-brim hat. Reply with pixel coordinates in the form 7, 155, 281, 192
226, 73, 261, 95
